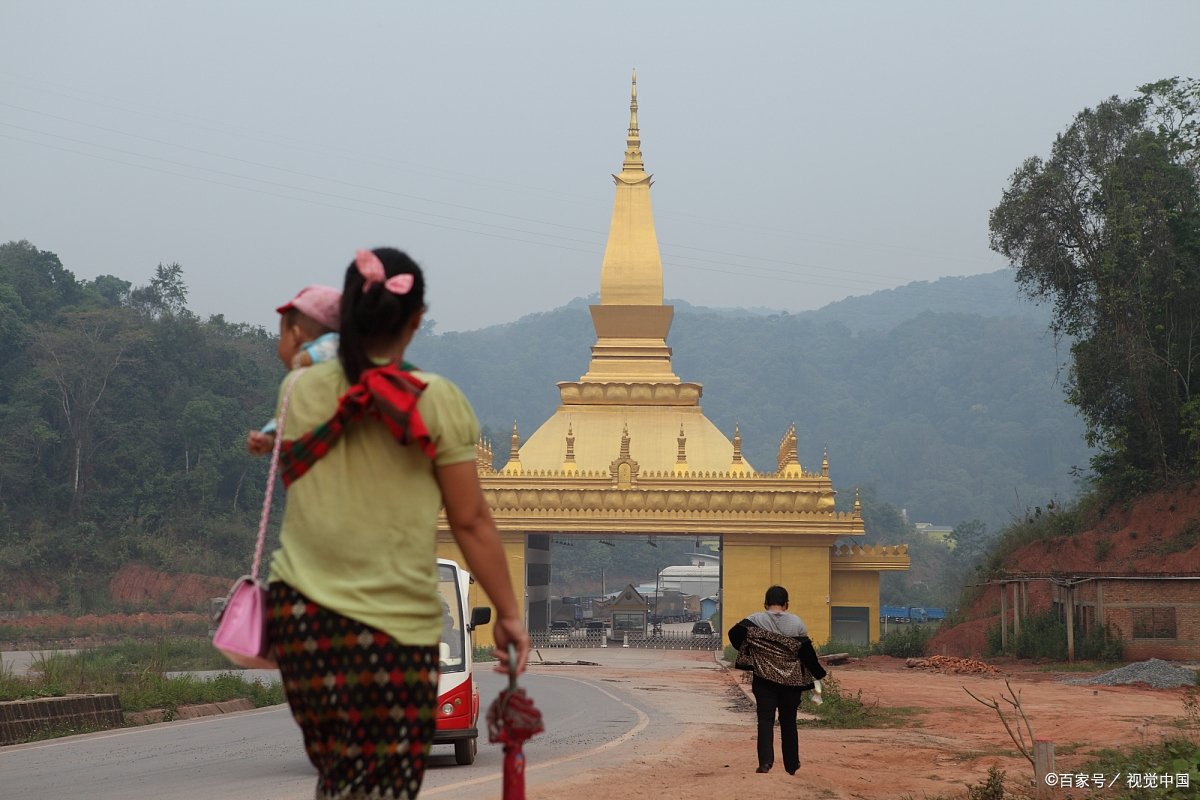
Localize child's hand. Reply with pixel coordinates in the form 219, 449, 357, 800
291, 350, 314, 369
246, 430, 275, 456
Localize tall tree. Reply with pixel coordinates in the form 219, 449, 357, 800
27, 310, 146, 503
990, 78, 1200, 490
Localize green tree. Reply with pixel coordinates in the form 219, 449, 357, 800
27, 310, 146, 504
989, 78, 1200, 491
949, 519, 990, 564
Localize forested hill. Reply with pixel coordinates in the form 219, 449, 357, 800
796, 269, 1049, 332
409, 275, 1088, 530
565, 269, 1045, 331
0, 238, 1084, 613
0, 240, 285, 612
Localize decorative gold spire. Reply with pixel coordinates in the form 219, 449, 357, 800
622, 69, 644, 173
854, 487, 861, 516
476, 434, 490, 474
609, 422, 639, 489
822, 446, 829, 478
563, 421, 578, 474
729, 422, 748, 474
777, 423, 801, 476
593, 70, 665, 309
502, 421, 522, 474
674, 422, 688, 475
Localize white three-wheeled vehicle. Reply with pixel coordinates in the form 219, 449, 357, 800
434, 558, 492, 765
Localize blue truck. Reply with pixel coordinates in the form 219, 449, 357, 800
880, 606, 946, 623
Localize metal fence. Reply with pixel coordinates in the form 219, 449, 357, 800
527, 629, 721, 651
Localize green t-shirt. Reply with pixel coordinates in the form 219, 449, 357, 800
267, 360, 479, 646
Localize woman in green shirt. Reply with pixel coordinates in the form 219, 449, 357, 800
266, 248, 529, 800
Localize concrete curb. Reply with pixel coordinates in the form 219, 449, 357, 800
713, 650, 757, 707
712, 651, 821, 720
0, 694, 123, 744
126, 698, 256, 726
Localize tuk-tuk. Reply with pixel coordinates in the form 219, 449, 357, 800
434, 558, 491, 765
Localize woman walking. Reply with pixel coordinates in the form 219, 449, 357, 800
266, 248, 530, 799
728, 586, 825, 775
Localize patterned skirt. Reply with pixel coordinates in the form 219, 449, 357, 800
266, 582, 439, 800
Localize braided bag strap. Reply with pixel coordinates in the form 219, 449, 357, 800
250, 368, 307, 582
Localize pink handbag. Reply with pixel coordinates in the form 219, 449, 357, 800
213, 369, 306, 669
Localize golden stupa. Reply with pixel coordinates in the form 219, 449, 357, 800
439, 72, 909, 647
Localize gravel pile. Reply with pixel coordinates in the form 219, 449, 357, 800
1070, 659, 1198, 688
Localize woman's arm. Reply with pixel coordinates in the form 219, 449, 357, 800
436, 460, 531, 675
727, 618, 755, 650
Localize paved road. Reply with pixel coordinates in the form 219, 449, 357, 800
0, 668, 649, 800
1, 650, 79, 675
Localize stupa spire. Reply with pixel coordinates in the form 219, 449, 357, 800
623, 69, 644, 173
595, 70, 664, 309
675, 422, 689, 475
502, 421, 522, 474
730, 422, 748, 474
563, 421, 578, 474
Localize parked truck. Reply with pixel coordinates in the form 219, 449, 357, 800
880, 606, 946, 623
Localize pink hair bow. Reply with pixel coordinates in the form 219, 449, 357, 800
355, 249, 415, 295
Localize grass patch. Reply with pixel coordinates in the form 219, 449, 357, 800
1083, 736, 1200, 797
816, 626, 934, 659
0, 637, 284, 713
1157, 516, 1200, 555
797, 674, 923, 729
723, 644, 737, 663
0, 616, 210, 647
472, 645, 496, 663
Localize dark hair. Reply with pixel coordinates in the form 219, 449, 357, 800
338, 247, 425, 383
764, 585, 789, 607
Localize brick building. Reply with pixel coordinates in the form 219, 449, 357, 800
1065, 575, 1200, 661
992, 573, 1199, 661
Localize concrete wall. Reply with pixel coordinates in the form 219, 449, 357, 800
437, 531, 527, 650
831, 571, 881, 642
722, 544, 831, 645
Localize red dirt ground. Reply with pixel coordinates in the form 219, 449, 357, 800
107, 564, 231, 610
532, 654, 1198, 800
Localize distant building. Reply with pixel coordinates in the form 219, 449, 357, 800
914, 522, 954, 547
657, 565, 719, 598
700, 595, 719, 621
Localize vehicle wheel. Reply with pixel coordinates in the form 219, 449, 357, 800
455, 736, 477, 765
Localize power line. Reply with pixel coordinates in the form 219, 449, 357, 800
1, 120, 990, 297
0, 69, 1001, 267
0, 102, 988, 294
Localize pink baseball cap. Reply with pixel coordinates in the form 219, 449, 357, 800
276, 285, 341, 331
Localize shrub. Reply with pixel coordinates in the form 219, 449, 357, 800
966, 765, 1006, 800
987, 610, 1124, 662
872, 626, 931, 658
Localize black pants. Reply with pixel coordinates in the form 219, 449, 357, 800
752, 675, 803, 772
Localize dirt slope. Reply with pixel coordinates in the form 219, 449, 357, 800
930, 486, 1200, 658
108, 564, 232, 611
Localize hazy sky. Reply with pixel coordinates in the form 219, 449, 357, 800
2, 2, 1198, 332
